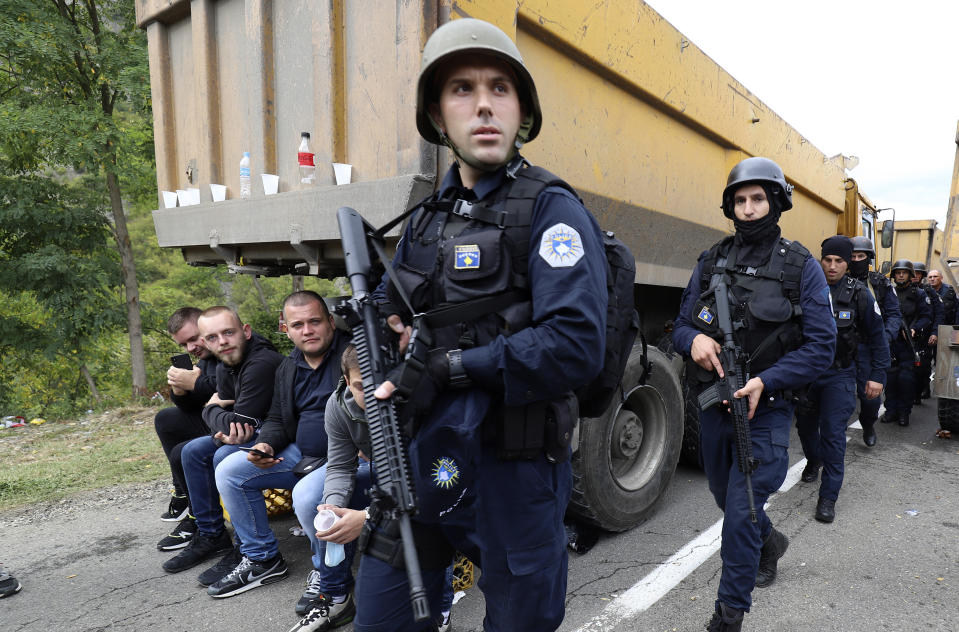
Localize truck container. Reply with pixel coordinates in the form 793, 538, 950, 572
138, 0, 866, 530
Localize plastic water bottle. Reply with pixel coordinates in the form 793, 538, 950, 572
239, 151, 252, 199
298, 132, 315, 185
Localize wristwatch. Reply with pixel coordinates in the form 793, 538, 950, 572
447, 349, 472, 388
363, 506, 371, 521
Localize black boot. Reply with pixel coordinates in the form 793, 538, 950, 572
706, 602, 744, 631
862, 423, 877, 447
800, 460, 820, 483
815, 497, 836, 523
755, 527, 789, 588
898, 414, 910, 427
879, 412, 898, 424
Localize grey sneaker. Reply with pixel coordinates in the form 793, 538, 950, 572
287, 592, 355, 632
207, 554, 288, 598
295, 569, 323, 615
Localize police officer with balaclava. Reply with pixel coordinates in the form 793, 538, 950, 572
796, 236, 888, 523
883, 261, 932, 425
849, 236, 902, 446
911, 262, 942, 403
673, 157, 836, 631
360, 17, 608, 632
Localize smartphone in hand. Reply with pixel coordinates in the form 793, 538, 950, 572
171, 353, 193, 370
238, 446, 278, 460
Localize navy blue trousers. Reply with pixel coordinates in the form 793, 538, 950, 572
855, 345, 882, 428
353, 443, 572, 632
884, 340, 917, 417
699, 401, 791, 612
795, 368, 857, 501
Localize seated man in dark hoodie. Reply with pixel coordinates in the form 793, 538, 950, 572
155, 307, 221, 552
205, 291, 351, 606
161, 306, 284, 584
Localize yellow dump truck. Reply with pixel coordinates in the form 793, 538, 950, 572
139, 0, 869, 530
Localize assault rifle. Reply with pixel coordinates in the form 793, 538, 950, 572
334, 206, 430, 622
899, 323, 922, 367
696, 276, 760, 523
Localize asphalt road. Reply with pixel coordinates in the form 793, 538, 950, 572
3, 399, 956, 631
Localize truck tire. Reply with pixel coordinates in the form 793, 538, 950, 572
937, 398, 959, 433
679, 373, 703, 468
569, 345, 683, 531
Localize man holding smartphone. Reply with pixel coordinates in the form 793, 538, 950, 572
162, 306, 284, 583
154, 307, 221, 552
205, 291, 350, 607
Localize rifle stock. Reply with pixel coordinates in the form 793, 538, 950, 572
335, 206, 430, 622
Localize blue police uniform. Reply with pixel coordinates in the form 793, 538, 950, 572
356, 157, 608, 632
796, 275, 889, 501
855, 274, 901, 430
935, 282, 958, 326
884, 284, 932, 422
673, 249, 835, 612
915, 284, 943, 401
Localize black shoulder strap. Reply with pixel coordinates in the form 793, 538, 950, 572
781, 239, 809, 306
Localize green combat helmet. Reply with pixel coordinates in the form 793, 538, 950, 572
416, 18, 542, 168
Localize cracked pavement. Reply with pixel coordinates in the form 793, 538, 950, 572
2, 402, 956, 631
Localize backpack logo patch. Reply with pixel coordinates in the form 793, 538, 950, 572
539, 223, 583, 267
454, 245, 481, 270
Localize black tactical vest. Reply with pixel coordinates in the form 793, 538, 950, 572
689, 236, 808, 380
387, 163, 571, 351
941, 285, 958, 325
897, 284, 921, 325
830, 275, 868, 369
866, 271, 892, 315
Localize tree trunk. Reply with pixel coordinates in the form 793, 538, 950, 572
251, 276, 270, 312
105, 170, 148, 398
80, 363, 103, 405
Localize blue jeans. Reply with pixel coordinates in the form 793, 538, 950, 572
292, 459, 372, 597
699, 401, 791, 612
796, 368, 857, 501
181, 436, 247, 537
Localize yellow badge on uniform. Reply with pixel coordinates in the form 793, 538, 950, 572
455, 245, 481, 270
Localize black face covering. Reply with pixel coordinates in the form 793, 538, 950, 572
730, 183, 783, 267
849, 258, 869, 279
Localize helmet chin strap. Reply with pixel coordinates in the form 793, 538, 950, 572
429, 112, 536, 174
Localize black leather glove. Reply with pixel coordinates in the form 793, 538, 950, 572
388, 347, 450, 430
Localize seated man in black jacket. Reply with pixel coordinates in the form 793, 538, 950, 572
155, 307, 221, 552
161, 306, 284, 583
205, 291, 350, 604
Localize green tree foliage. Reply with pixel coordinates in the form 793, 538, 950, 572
0, 0, 154, 398
0, 170, 124, 417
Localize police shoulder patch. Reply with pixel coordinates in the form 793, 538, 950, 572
539, 222, 584, 268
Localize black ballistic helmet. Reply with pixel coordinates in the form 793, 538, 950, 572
850, 236, 876, 259
890, 259, 914, 274
722, 157, 794, 218
912, 261, 928, 277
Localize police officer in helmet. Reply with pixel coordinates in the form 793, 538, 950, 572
796, 236, 889, 522
849, 236, 902, 446
883, 260, 932, 425
361, 17, 608, 631
910, 262, 943, 403
673, 157, 836, 631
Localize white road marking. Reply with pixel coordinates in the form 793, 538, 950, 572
574, 420, 868, 631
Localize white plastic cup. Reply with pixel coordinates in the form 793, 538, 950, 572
314, 509, 339, 532
210, 183, 227, 202
332, 163, 352, 186
261, 173, 279, 195
176, 189, 190, 206
161, 190, 178, 208
187, 188, 201, 205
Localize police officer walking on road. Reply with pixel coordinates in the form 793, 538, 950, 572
883, 261, 932, 426
357, 18, 608, 632
911, 262, 942, 403
796, 236, 889, 523
848, 237, 901, 445
673, 157, 836, 631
